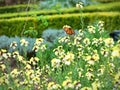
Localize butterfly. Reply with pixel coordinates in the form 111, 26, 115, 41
63, 25, 75, 35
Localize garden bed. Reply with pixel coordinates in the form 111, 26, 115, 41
0, 22, 120, 90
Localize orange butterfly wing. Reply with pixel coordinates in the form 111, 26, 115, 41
64, 27, 75, 35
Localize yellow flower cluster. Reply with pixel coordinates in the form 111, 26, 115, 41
0, 21, 120, 90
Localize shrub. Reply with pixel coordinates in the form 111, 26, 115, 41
0, 2, 120, 19
95, 0, 120, 3
0, 12, 119, 37
0, 4, 37, 14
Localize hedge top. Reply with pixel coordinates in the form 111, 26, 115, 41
0, 12, 119, 36
0, 12, 119, 22
0, 2, 120, 19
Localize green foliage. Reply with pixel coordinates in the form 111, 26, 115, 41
37, 15, 49, 27
0, 4, 37, 14
0, 12, 119, 37
23, 30, 38, 38
23, 27, 38, 38
0, 2, 120, 19
95, 0, 120, 3
83, 2, 120, 12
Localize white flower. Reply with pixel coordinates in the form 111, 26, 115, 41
112, 50, 120, 57
98, 21, 104, 27
76, 2, 83, 8
112, 46, 120, 58
104, 38, 114, 47
83, 38, 90, 46
20, 39, 29, 47
10, 41, 17, 49
2, 52, 11, 59
40, 45, 46, 51
87, 25, 95, 33
33, 45, 40, 52
62, 52, 74, 65
78, 29, 84, 36
29, 57, 39, 65
58, 36, 70, 43
73, 36, 82, 45
12, 51, 19, 58
35, 38, 44, 46
51, 58, 61, 68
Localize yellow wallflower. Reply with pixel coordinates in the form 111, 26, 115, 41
51, 58, 61, 68
92, 79, 100, 90
87, 25, 95, 33
114, 71, 120, 89
12, 51, 19, 58
98, 21, 104, 27
74, 36, 82, 45
58, 36, 70, 43
40, 44, 46, 51
86, 71, 94, 80
17, 55, 26, 64
92, 54, 99, 61
76, 2, 83, 8
114, 72, 120, 81
85, 55, 94, 65
47, 82, 61, 90
81, 87, 92, 90
112, 45, 120, 58
10, 69, 20, 79
0, 64, 6, 71
32, 76, 40, 85
10, 41, 17, 49
29, 57, 39, 65
34, 38, 44, 46
83, 38, 90, 46
104, 38, 114, 47
101, 47, 109, 57
2, 52, 11, 59
62, 52, 74, 65
0, 49, 7, 53
14, 79, 20, 87
53, 46, 65, 57
97, 65, 105, 76
74, 80, 81, 89
25, 64, 32, 70
32, 45, 40, 52
20, 39, 29, 47
62, 79, 74, 89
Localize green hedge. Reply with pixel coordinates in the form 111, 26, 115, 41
0, 4, 37, 14
0, 12, 120, 37
0, 2, 120, 19
95, 0, 120, 3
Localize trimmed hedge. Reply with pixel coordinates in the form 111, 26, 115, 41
95, 0, 120, 3
0, 2, 120, 19
0, 12, 120, 37
0, 4, 37, 14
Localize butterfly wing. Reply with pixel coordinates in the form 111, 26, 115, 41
63, 26, 75, 35
66, 28, 75, 35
